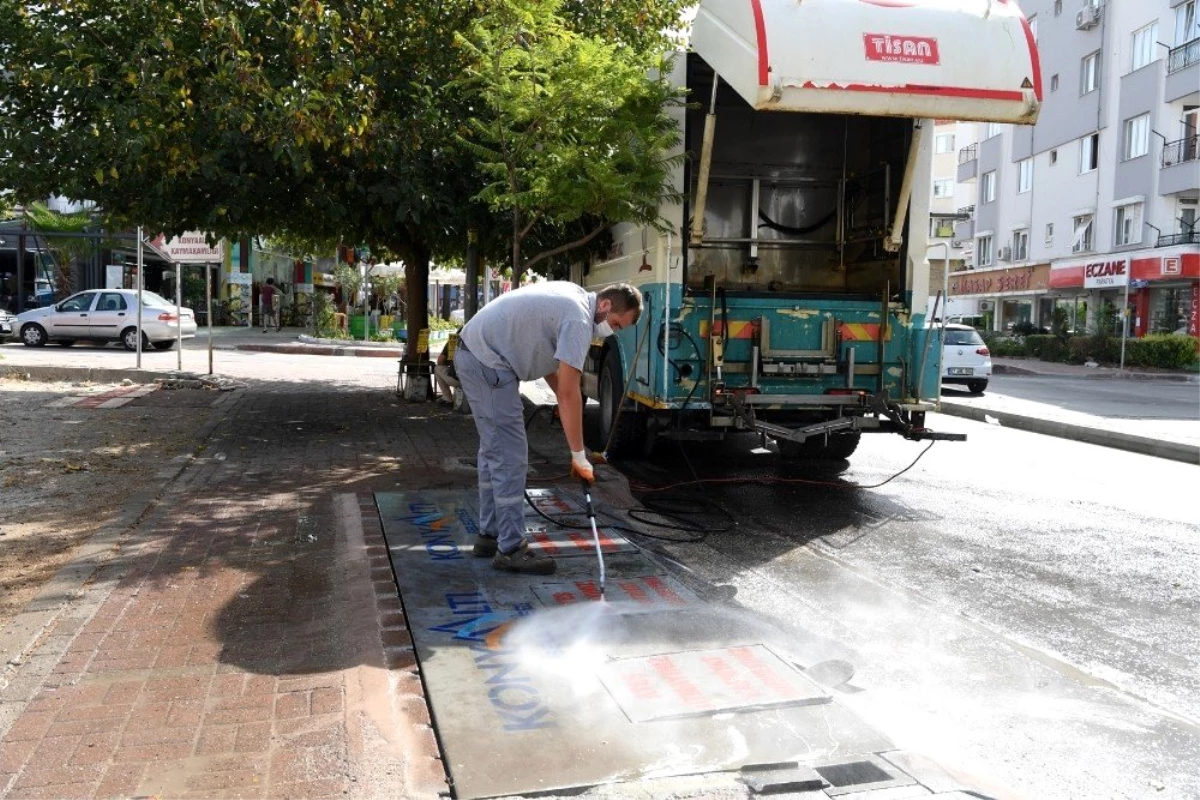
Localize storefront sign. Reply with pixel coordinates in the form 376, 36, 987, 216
951, 266, 1044, 295
1082, 258, 1129, 289
1191, 284, 1199, 337
1163, 257, 1181, 276
163, 232, 223, 263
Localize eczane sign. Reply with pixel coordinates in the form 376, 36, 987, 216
1082, 258, 1129, 289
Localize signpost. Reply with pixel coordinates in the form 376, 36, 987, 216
1081, 258, 1131, 369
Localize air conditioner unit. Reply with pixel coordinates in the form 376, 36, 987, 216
951, 239, 964, 249
979, 300, 994, 312
998, 246, 1012, 261
1076, 7, 1100, 30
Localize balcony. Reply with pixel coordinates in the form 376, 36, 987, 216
1166, 38, 1199, 101
1157, 231, 1198, 248
957, 144, 978, 183
1160, 135, 1200, 195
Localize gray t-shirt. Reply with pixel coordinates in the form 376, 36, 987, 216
460, 282, 595, 381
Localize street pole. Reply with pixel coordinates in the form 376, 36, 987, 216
176, 263, 183, 371
206, 263, 214, 375
136, 227, 143, 369
465, 229, 479, 321
1119, 272, 1131, 370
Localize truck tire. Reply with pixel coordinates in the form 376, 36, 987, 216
597, 346, 645, 458
777, 432, 861, 462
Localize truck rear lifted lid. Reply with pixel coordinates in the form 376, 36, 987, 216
690, 0, 1042, 124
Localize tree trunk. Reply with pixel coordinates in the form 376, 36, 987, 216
511, 207, 524, 290
402, 240, 432, 366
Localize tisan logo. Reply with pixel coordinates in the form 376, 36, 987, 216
864, 33, 940, 65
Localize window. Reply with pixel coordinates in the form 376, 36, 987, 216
977, 235, 994, 266
982, 170, 996, 203
1177, 1, 1198, 46
1081, 51, 1100, 94
1079, 133, 1099, 173
1018, 158, 1033, 193
935, 134, 956, 154
1050, 149, 1058, 165
933, 178, 954, 198
97, 292, 128, 311
1045, 223, 1054, 243
1013, 229, 1029, 261
1123, 114, 1150, 160
1132, 23, 1159, 71
1051, 74, 1060, 92
1054, 0, 1062, 16
931, 219, 954, 238
985, 122, 1004, 139
1072, 214, 1094, 253
59, 294, 94, 312
1114, 203, 1143, 246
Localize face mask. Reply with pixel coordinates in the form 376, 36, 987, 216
594, 319, 614, 338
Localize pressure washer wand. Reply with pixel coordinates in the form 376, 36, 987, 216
581, 480, 606, 598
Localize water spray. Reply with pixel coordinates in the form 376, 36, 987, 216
581, 479, 607, 598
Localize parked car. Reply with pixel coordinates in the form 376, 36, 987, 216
941, 323, 991, 395
0, 308, 15, 339
15, 289, 197, 351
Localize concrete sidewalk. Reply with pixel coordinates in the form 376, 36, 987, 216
0, 363, 646, 800
937, 357, 1200, 465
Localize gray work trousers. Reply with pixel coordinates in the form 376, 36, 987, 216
453, 347, 527, 554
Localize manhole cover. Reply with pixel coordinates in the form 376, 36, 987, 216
598, 644, 831, 722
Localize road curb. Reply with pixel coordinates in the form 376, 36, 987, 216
938, 401, 1200, 465
0, 363, 182, 384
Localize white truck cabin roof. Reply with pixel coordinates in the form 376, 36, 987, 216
690, 0, 1042, 124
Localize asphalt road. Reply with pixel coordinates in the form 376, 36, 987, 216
613, 416, 1200, 799
948, 373, 1200, 421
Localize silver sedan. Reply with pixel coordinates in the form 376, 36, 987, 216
14, 289, 197, 351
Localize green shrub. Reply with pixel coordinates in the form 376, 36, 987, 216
1124, 334, 1200, 369
1068, 335, 1119, 364
987, 337, 1028, 357
1025, 334, 1069, 362
1010, 320, 1039, 336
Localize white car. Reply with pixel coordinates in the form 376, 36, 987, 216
15, 289, 197, 351
0, 308, 15, 339
941, 323, 991, 395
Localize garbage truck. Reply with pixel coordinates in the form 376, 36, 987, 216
576, 0, 1041, 459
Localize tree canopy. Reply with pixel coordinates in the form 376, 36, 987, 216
0, 0, 689, 346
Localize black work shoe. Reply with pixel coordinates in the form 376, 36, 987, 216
492, 541, 556, 575
472, 535, 499, 558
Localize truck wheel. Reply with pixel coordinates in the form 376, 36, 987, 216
20, 324, 47, 347
777, 432, 861, 462
966, 379, 988, 395
596, 346, 645, 458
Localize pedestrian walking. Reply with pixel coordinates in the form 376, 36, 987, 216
261, 277, 281, 332
455, 281, 642, 575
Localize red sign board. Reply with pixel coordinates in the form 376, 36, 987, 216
864, 33, 940, 65
1191, 284, 1199, 337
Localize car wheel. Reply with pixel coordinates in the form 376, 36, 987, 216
121, 327, 149, 351
55, 340, 76, 347
967, 379, 988, 395
20, 324, 48, 347
151, 340, 176, 351
778, 432, 862, 462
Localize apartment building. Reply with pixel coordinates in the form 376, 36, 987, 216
928, 120, 976, 319
946, 0, 1199, 337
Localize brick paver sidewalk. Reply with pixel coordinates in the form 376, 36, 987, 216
0, 378, 569, 799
